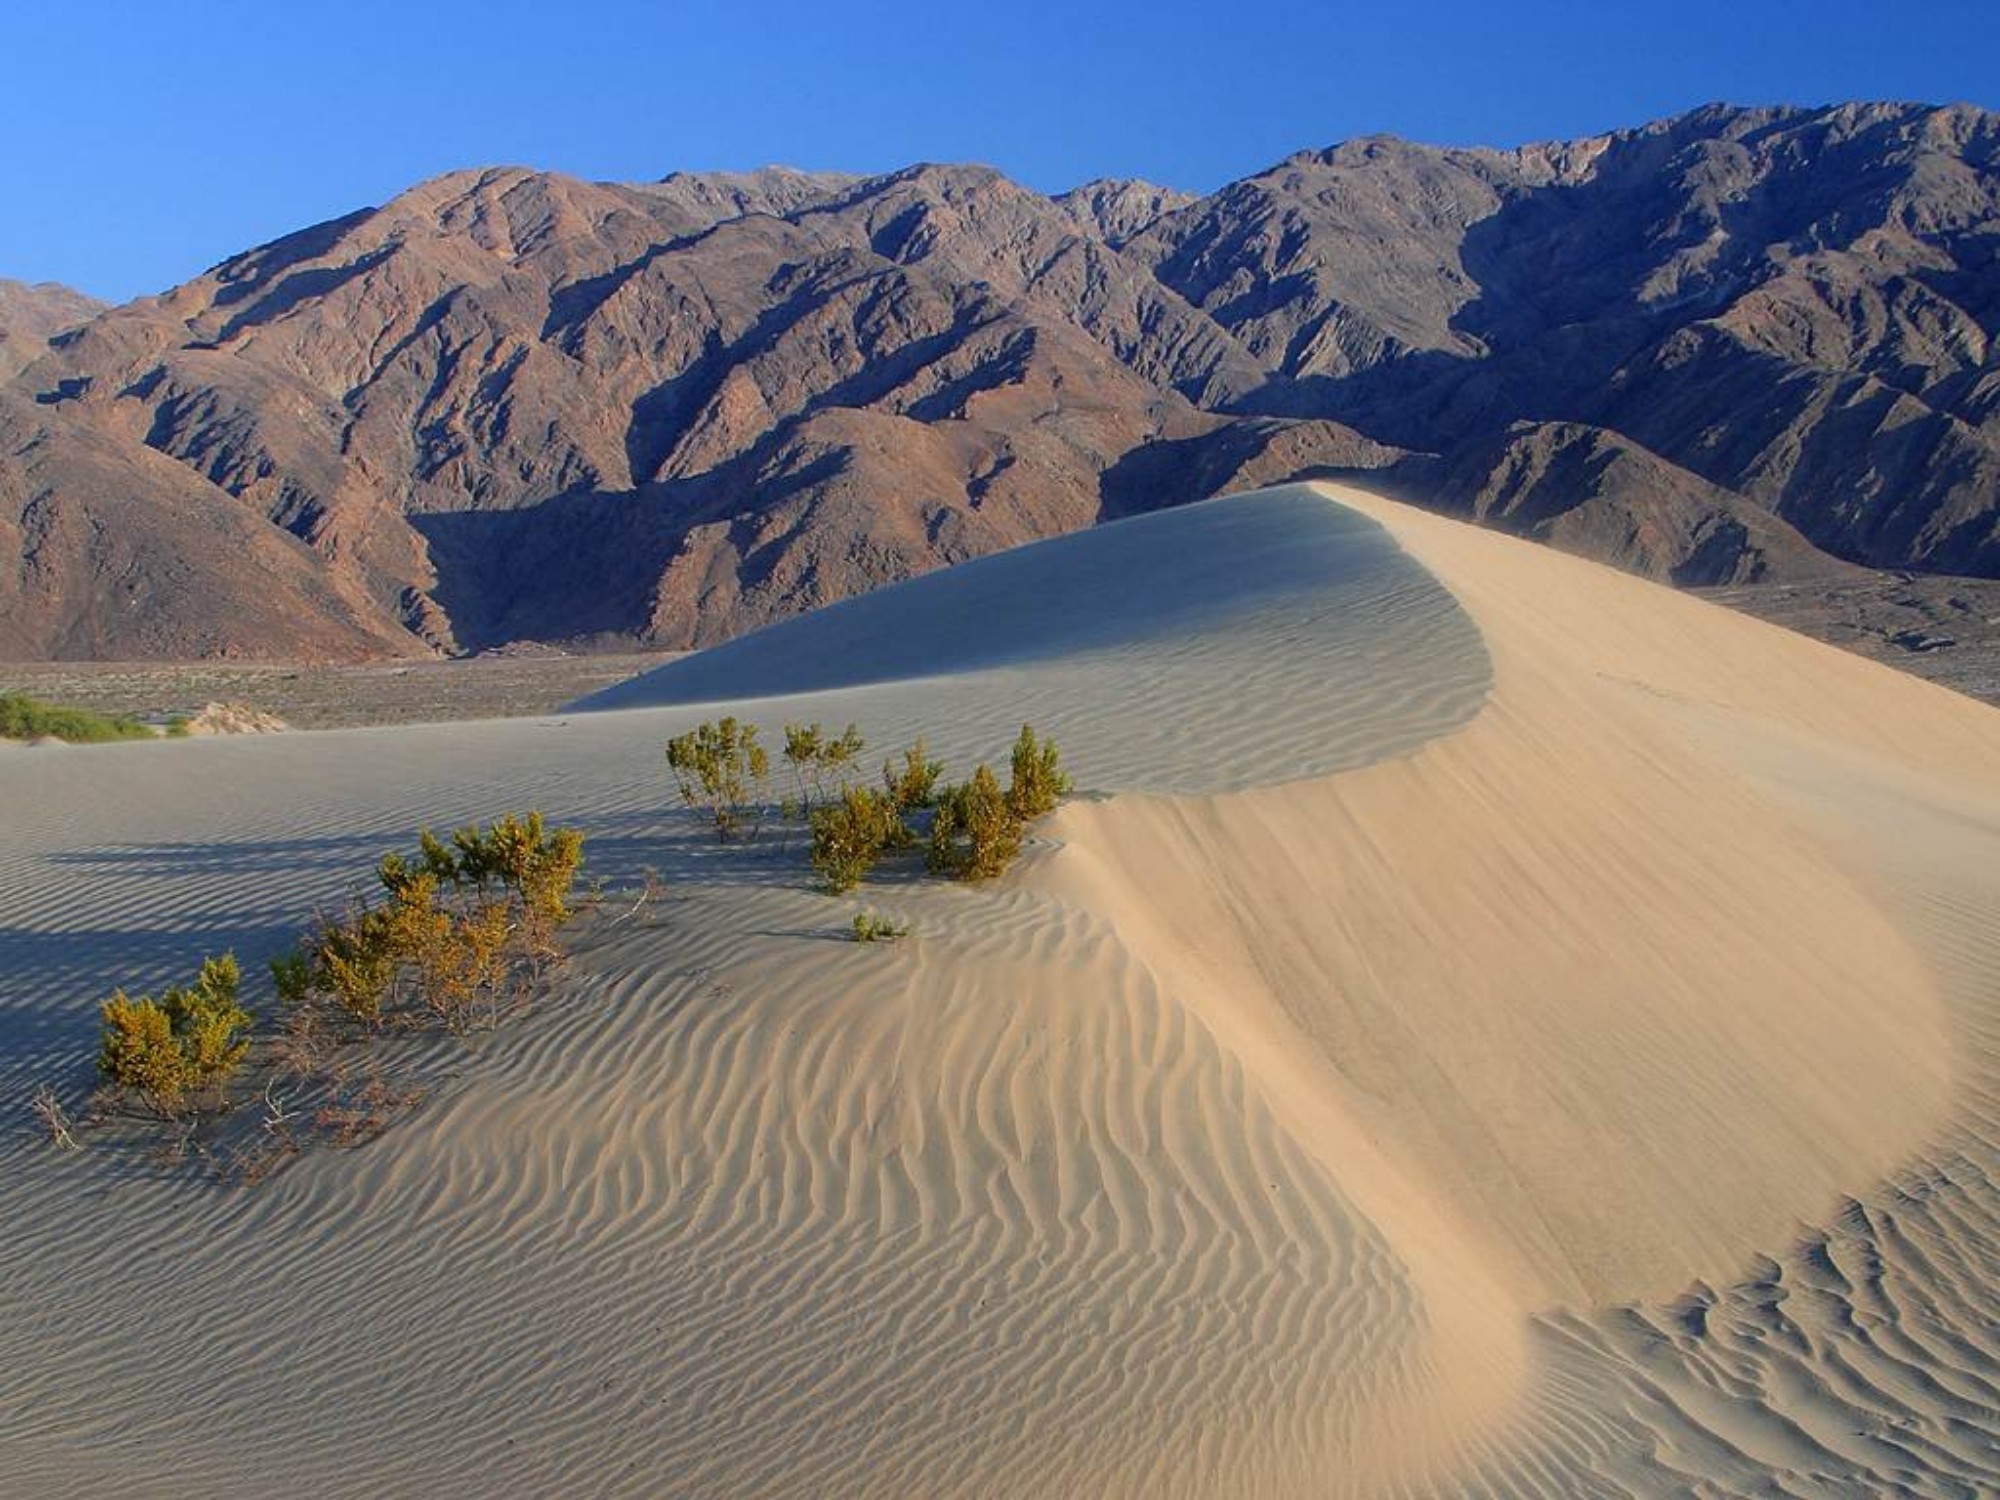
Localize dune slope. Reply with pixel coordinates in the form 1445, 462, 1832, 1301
0, 483, 1995, 1498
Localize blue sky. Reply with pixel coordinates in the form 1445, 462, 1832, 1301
9, 0, 1998, 302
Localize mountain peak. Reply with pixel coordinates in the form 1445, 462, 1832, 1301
5, 102, 1999, 664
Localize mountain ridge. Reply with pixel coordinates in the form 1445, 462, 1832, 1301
5, 99, 1998, 660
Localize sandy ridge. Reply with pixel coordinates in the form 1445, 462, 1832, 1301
0, 483, 1996, 1495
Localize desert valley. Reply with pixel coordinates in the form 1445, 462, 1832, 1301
3, 68, 2000, 1500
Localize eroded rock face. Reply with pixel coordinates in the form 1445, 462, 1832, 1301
7, 102, 2000, 660
0, 391, 413, 660
1131, 103, 2000, 576
0, 280, 103, 382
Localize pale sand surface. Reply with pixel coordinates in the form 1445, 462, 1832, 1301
0, 483, 1996, 1496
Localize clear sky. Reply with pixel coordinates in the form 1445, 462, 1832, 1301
8, 0, 1998, 302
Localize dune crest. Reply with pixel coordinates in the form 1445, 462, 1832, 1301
1, 484, 1996, 1496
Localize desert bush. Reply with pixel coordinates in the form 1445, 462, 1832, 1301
306, 903, 401, 1026
784, 722, 866, 814
295, 882, 466, 1028
445, 900, 515, 1031
469, 813, 582, 917
375, 873, 474, 1027
1007, 723, 1071, 820
168, 954, 253, 1088
398, 814, 583, 915
882, 737, 946, 811
78, 813, 584, 1166
668, 717, 770, 840
411, 826, 467, 887
438, 812, 584, 951
810, 785, 912, 893
851, 910, 910, 943
270, 946, 313, 1009
287, 815, 584, 1032
928, 765, 1023, 881
96, 953, 252, 1114
0, 692, 155, 744
98, 995, 192, 1112
514, 820, 586, 940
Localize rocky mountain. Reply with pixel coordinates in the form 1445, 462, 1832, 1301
0, 280, 103, 381
1053, 179, 1198, 247
1130, 103, 2000, 574
5, 101, 1998, 660
0, 390, 409, 658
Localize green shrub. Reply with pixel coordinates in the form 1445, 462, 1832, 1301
1007, 723, 1071, 820
810, 785, 912, 893
166, 954, 253, 1086
270, 947, 312, 1008
97, 953, 252, 1114
851, 910, 910, 943
296, 884, 448, 1028
392, 814, 584, 931
293, 815, 585, 1031
882, 737, 946, 811
784, 722, 865, 814
379, 876, 511, 1032
308, 904, 401, 1025
423, 827, 469, 885
928, 765, 1023, 881
98, 995, 191, 1113
0, 692, 155, 744
450, 812, 584, 936
515, 822, 586, 944
667, 717, 770, 840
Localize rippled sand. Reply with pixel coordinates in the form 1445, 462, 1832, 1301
1, 484, 1995, 1497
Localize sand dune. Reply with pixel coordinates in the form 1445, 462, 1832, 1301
1, 483, 1996, 1497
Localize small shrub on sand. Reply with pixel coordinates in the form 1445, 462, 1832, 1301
373, 872, 502, 1033
168, 954, 254, 1090
420, 812, 585, 956
440, 899, 515, 1031
468, 813, 582, 917
300, 903, 401, 1027
810, 785, 913, 893
667, 717, 770, 840
882, 738, 946, 811
1006, 723, 1071, 820
851, 910, 910, 943
292, 814, 585, 1031
928, 765, 1023, 881
73, 815, 584, 1174
98, 996, 188, 1111
0, 692, 155, 744
96, 953, 252, 1115
784, 722, 866, 815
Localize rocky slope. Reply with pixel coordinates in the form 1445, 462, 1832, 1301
1131, 103, 2000, 573
0, 280, 102, 381
5, 101, 1998, 659
0, 391, 415, 658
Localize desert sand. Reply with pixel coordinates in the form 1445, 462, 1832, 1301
1, 482, 1996, 1497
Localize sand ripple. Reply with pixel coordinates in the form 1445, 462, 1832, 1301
2, 484, 1998, 1496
